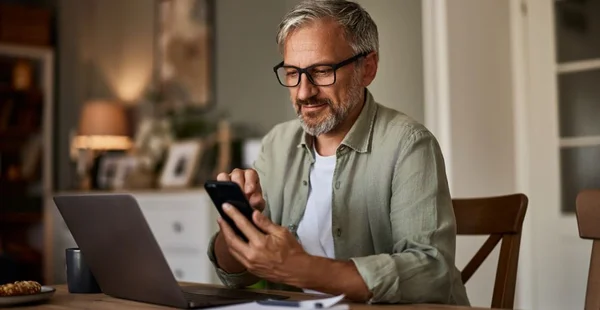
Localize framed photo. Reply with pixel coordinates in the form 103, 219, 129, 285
96, 154, 140, 190
157, 0, 215, 111
96, 154, 122, 190
112, 156, 140, 190
159, 140, 203, 188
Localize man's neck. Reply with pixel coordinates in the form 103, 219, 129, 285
314, 94, 365, 157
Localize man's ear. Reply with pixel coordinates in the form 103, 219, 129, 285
362, 52, 378, 87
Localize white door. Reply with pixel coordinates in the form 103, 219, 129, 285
424, 0, 600, 308
525, 0, 600, 309
423, 0, 525, 307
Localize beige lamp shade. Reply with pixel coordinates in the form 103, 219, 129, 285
72, 100, 133, 150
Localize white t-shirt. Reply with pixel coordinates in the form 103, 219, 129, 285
297, 146, 336, 294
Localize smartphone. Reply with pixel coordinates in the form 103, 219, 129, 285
204, 180, 259, 242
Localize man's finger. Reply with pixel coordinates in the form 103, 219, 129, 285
229, 169, 246, 194
223, 203, 265, 243
248, 192, 265, 211
216, 172, 231, 181
218, 215, 251, 253
243, 169, 260, 195
227, 246, 251, 269
252, 210, 279, 234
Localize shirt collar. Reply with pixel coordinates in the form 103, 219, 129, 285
297, 88, 378, 154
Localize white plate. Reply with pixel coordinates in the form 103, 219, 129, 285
0, 286, 56, 306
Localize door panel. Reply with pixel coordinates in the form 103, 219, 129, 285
526, 0, 599, 309
558, 69, 600, 137
555, 0, 600, 62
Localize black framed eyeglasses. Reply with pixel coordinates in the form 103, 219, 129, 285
273, 52, 370, 87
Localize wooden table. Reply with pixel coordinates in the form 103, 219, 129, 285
15, 284, 494, 309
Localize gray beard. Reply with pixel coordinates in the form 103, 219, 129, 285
298, 105, 343, 137
298, 75, 363, 137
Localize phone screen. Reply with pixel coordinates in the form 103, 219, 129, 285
204, 181, 258, 242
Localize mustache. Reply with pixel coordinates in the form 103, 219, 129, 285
295, 98, 332, 107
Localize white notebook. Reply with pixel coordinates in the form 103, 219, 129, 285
209, 294, 348, 310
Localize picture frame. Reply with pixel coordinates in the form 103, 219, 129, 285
158, 139, 203, 188
96, 154, 140, 190
112, 156, 140, 190
156, 0, 216, 112
96, 154, 122, 190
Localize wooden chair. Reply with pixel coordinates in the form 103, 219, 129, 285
453, 193, 528, 309
575, 189, 600, 310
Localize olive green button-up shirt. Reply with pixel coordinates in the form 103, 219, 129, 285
207, 89, 470, 305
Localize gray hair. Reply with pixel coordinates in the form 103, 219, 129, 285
276, 0, 379, 57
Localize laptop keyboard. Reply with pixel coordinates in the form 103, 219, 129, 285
182, 286, 287, 300
181, 288, 287, 308
182, 291, 252, 308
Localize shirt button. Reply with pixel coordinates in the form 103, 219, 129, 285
336, 228, 342, 237
288, 224, 297, 232
335, 181, 341, 189
302, 180, 308, 186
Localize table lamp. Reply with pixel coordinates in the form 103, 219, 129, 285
71, 100, 133, 190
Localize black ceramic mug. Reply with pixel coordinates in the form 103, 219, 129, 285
65, 248, 101, 294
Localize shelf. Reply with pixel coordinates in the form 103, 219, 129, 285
0, 194, 42, 213
0, 130, 39, 152
0, 87, 43, 109
0, 85, 43, 95
0, 211, 41, 224
0, 129, 38, 138
0, 40, 53, 285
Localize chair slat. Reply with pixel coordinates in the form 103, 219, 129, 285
454, 193, 528, 309
576, 190, 600, 310
492, 234, 521, 309
461, 234, 502, 284
576, 190, 600, 240
454, 194, 528, 235
585, 241, 600, 310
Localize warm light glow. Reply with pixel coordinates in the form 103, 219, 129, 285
95, 43, 153, 103
113, 64, 152, 102
73, 135, 133, 150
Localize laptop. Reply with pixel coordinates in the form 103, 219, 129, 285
53, 193, 288, 309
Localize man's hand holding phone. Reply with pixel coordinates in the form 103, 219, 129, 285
217, 168, 265, 212
211, 169, 311, 288
213, 168, 265, 274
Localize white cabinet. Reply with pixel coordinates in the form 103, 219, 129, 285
47, 190, 220, 286
135, 191, 219, 285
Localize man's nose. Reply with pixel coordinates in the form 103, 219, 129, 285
296, 73, 318, 101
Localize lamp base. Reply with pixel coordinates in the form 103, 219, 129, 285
88, 154, 103, 190
74, 148, 100, 191
79, 174, 92, 191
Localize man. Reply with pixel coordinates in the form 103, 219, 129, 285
207, 0, 470, 305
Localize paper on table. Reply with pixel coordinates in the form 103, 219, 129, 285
299, 294, 345, 309
208, 294, 348, 310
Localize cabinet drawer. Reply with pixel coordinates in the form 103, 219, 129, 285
136, 192, 218, 250
164, 254, 216, 284
142, 208, 212, 249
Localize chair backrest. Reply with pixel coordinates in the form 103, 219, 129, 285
453, 193, 528, 309
575, 189, 600, 310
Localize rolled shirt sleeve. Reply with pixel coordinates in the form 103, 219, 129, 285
350, 130, 461, 304
206, 232, 259, 288
206, 133, 273, 288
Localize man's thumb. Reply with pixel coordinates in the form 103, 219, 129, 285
253, 210, 277, 234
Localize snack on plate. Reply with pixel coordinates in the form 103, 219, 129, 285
0, 281, 42, 296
